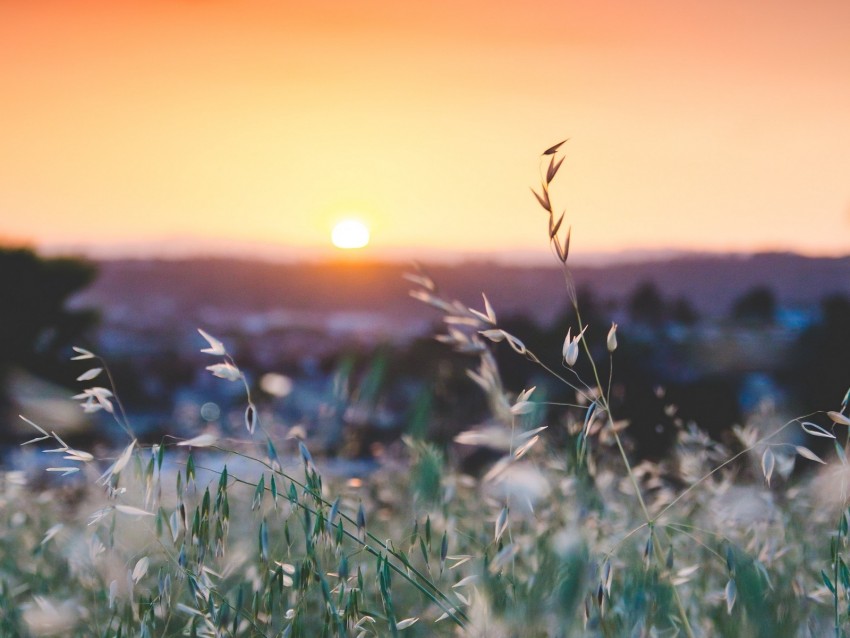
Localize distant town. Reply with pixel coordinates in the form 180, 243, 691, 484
5, 251, 850, 466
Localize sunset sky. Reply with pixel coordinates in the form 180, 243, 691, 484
1, 0, 848, 263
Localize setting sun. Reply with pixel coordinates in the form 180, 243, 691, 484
331, 219, 370, 250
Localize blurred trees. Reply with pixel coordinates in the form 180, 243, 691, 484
628, 281, 699, 328
352, 279, 847, 461
669, 298, 698, 326
0, 246, 98, 385
787, 294, 850, 412
628, 282, 665, 327
730, 286, 776, 325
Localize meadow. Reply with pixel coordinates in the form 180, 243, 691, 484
2, 143, 849, 638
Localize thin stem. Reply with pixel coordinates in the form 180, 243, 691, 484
525, 351, 594, 404
603, 522, 649, 559
561, 270, 652, 521
664, 521, 734, 544
210, 465, 468, 628
539, 400, 589, 409
98, 356, 135, 440
559, 358, 596, 394
558, 252, 685, 631
654, 416, 803, 522
136, 510, 273, 638
521, 337, 653, 525
199, 449, 469, 626
663, 524, 726, 564
609, 426, 652, 523
650, 531, 695, 638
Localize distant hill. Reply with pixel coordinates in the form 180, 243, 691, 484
73, 253, 850, 334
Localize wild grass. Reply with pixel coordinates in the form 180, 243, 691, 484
2, 142, 850, 637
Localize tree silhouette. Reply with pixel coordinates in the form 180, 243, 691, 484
628, 281, 665, 327
788, 294, 850, 412
670, 297, 698, 326
730, 286, 776, 325
0, 246, 98, 385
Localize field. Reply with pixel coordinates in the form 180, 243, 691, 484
2, 145, 850, 638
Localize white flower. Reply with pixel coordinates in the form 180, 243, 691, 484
63, 449, 94, 463
828, 411, 850, 427
132, 557, 149, 583
510, 401, 535, 416
76, 367, 102, 382
206, 363, 241, 382
72, 387, 114, 413
198, 328, 226, 356
562, 326, 587, 366
70, 346, 95, 360
177, 433, 218, 448
115, 505, 155, 517
607, 323, 618, 353
468, 293, 497, 325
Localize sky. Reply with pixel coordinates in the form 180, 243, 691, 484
1, 0, 849, 263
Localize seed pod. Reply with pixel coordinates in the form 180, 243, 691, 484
562, 329, 577, 366
606, 323, 618, 353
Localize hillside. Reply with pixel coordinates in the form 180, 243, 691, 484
73, 253, 850, 334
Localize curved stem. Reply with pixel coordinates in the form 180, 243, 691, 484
200, 447, 469, 626
98, 356, 135, 440
654, 416, 805, 522
201, 463, 468, 628
525, 351, 594, 404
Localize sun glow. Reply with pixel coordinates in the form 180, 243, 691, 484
331, 219, 370, 250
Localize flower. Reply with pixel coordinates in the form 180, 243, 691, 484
198, 328, 226, 356
206, 362, 242, 381
562, 326, 587, 366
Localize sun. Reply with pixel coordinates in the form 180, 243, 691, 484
331, 219, 370, 249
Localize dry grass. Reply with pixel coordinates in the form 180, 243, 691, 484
1, 143, 849, 637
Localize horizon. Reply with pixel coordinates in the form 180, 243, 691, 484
29, 236, 850, 269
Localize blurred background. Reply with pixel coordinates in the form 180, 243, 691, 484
1, 249, 848, 468
1, 0, 848, 466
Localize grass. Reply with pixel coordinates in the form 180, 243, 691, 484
2, 142, 850, 637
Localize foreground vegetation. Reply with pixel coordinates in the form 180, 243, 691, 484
2, 143, 850, 637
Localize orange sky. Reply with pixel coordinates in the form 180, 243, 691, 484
1, 0, 848, 262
